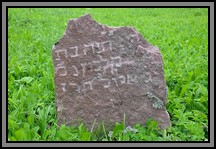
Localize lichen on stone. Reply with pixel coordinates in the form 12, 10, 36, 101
165, 86, 168, 97
146, 92, 164, 109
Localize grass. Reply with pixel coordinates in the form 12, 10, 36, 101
8, 8, 208, 141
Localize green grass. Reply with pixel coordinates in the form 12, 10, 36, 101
8, 8, 208, 141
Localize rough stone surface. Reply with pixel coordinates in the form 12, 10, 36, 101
52, 14, 171, 130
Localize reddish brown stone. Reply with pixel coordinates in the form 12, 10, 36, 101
52, 14, 171, 130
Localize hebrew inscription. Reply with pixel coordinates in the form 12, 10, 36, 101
52, 14, 170, 130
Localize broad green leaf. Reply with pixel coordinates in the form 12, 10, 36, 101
20, 77, 34, 84
80, 131, 91, 141
180, 82, 192, 97
113, 122, 124, 136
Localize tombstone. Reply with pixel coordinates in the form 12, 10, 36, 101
52, 14, 171, 130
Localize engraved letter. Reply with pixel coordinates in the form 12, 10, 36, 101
92, 60, 102, 72
94, 42, 104, 54
111, 56, 122, 67
121, 58, 135, 65
98, 55, 107, 62
112, 78, 118, 87
69, 46, 79, 57
98, 74, 110, 88
69, 82, 81, 94
101, 78, 111, 88
55, 62, 67, 76
83, 80, 94, 93
71, 65, 78, 76
127, 74, 138, 84
84, 43, 94, 55
55, 49, 67, 61
144, 72, 152, 83
96, 55, 111, 74
80, 63, 86, 77
60, 83, 67, 92
103, 61, 113, 74
119, 75, 126, 84
101, 41, 112, 51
